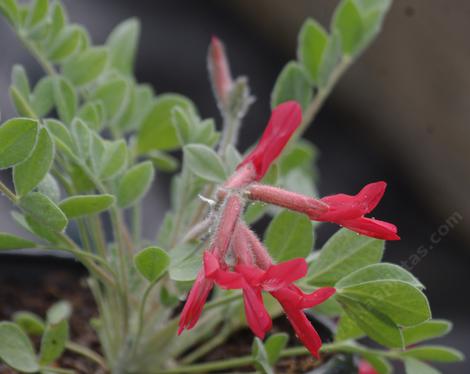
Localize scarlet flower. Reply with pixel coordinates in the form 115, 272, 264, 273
204, 251, 336, 356
177, 270, 213, 334
318, 181, 399, 240
237, 101, 302, 181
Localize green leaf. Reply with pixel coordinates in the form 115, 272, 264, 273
71, 118, 91, 159
13, 311, 45, 336
92, 78, 129, 123
48, 1, 66, 43
183, 144, 226, 183
401, 346, 465, 363
333, 0, 364, 55
53, 76, 77, 124
26, 0, 48, 28
404, 358, 441, 374
9, 86, 35, 117
336, 263, 424, 289
39, 319, 69, 365
117, 161, 154, 208
265, 333, 288, 365
46, 301, 72, 324
338, 280, 431, 326
59, 194, 115, 219
338, 296, 404, 348
169, 245, 201, 282
307, 228, 384, 286
48, 25, 81, 62
77, 101, 105, 131
264, 210, 313, 262
99, 139, 128, 180
298, 19, 328, 84
20, 192, 68, 232
31, 77, 54, 117
252, 338, 273, 374
0, 233, 36, 250
37, 173, 61, 203
271, 61, 312, 111
13, 127, 54, 197
403, 320, 452, 346
0, 322, 39, 373
44, 119, 75, 154
138, 94, 197, 153
134, 246, 170, 283
335, 313, 364, 341
148, 151, 179, 172
106, 18, 140, 75
318, 31, 342, 87
62, 47, 108, 86
0, 0, 19, 25
362, 354, 392, 374
12, 65, 30, 98
172, 106, 192, 146
0, 118, 38, 169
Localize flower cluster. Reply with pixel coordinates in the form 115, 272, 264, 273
178, 101, 399, 357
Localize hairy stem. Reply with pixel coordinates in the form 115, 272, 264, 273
66, 341, 108, 370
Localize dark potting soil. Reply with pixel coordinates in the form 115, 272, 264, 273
0, 256, 327, 374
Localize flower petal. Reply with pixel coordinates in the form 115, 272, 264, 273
300, 287, 336, 309
260, 258, 308, 291
237, 101, 302, 180
243, 286, 272, 339
178, 271, 213, 334
235, 264, 265, 285
341, 217, 400, 241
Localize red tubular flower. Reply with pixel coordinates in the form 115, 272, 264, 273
318, 181, 399, 240
237, 101, 302, 181
178, 270, 213, 334
204, 251, 336, 353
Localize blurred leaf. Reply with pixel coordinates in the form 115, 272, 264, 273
332, 0, 364, 55
99, 139, 127, 180
0, 0, 19, 25
172, 106, 192, 146
307, 228, 384, 286
183, 144, 226, 183
48, 25, 81, 62
298, 19, 328, 84
318, 31, 342, 87
265, 333, 288, 365
77, 101, 105, 131
48, 1, 66, 43
12, 65, 30, 98
0, 322, 39, 373
400, 346, 464, 363
252, 338, 273, 374
404, 358, 441, 374
46, 301, 72, 324
39, 319, 69, 365
403, 320, 452, 346
59, 194, 115, 219
336, 263, 424, 289
264, 210, 313, 262
53, 76, 77, 124
26, 0, 48, 29
169, 246, 201, 282
338, 296, 404, 348
335, 313, 365, 341
362, 354, 392, 374
14, 127, 54, 197
0, 118, 38, 169
117, 161, 154, 208
0, 233, 36, 250
31, 77, 54, 117
271, 61, 312, 111
71, 118, 91, 160
338, 280, 431, 326
44, 119, 75, 154
13, 311, 45, 336
106, 18, 140, 75
92, 78, 129, 123
134, 246, 170, 283
20, 192, 68, 232
138, 94, 197, 153
62, 47, 108, 86
148, 151, 179, 173
37, 173, 61, 203
10, 85, 35, 117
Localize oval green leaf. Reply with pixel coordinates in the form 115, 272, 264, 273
0, 118, 38, 169
59, 194, 115, 219
63, 47, 108, 86
183, 144, 226, 183
20, 192, 68, 232
134, 246, 170, 283
0, 322, 39, 373
39, 319, 69, 365
0, 232, 36, 250
117, 161, 154, 208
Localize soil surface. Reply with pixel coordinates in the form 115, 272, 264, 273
0, 255, 333, 374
